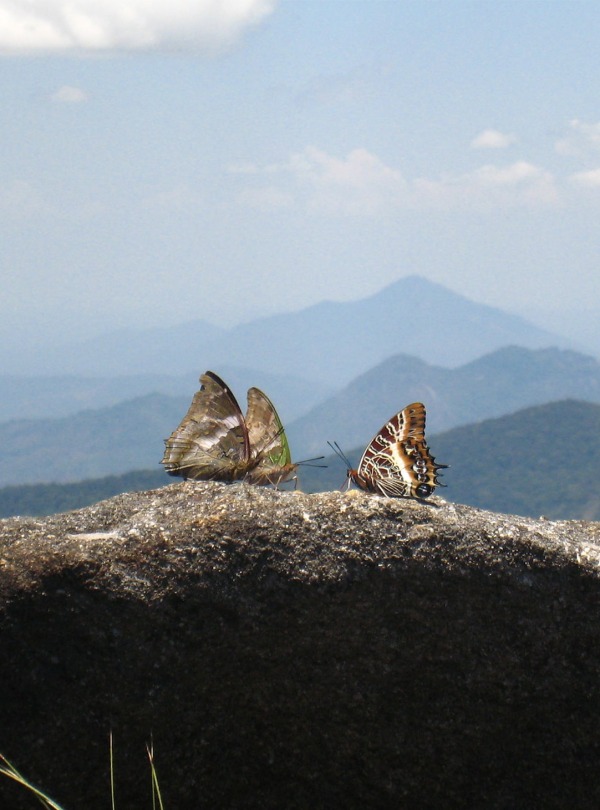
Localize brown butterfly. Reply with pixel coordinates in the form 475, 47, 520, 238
162, 371, 316, 487
329, 402, 447, 498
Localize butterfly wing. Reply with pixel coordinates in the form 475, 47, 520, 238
355, 403, 445, 498
243, 387, 297, 486
161, 371, 251, 481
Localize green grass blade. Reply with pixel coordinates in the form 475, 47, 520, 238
146, 743, 164, 810
109, 731, 116, 810
0, 754, 66, 810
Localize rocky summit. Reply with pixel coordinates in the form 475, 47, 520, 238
1, 482, 600, 809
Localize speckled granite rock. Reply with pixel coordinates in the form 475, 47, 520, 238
1, 482, 599, 808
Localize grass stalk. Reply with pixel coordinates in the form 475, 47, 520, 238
109, 731, 116, 810
1, 739, 164, 809
0, 754, 65, 810
146, 742, 164, 810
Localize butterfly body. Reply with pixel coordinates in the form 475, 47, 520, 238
339, 402, 446, 499
162, 371, 297, 486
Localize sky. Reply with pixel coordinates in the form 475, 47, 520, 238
2, 0, 600, 353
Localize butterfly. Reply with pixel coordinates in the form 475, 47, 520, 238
162, 371, 315, 487
329, 402, 447, 499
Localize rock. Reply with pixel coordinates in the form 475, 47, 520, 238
1, 482, 600, 808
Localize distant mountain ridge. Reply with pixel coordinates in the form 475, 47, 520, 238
2, 318, 223, 378
299, 399, 600, 521
2, 276, 569, 383
432, 399, 600, 520
0, 393, 182, 487
4, 399, 599, 522
0, 469, 169, 519
286, 345, 600, 456
1, 344, 599, 489
0, 366, 332, 424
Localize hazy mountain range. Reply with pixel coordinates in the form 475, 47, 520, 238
0, 469, 168, 520
2, 276, 571, 384
1, 275, 596, 495
0, 366, 332, 424
298, 399, 600, 521
286, 345, 600, 456
2, 345, 600, 489
432, 399, 600, 521
3, 399, 598, 522
0, 393, 180, 487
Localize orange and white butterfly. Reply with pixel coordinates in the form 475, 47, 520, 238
329, 402, 446, 499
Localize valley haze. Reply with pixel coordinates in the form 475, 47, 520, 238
0, 278, 597, 496
1, 276, 572, 382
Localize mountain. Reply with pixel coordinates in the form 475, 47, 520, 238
2, 318, 224, 377
4, 398, 600, 521
299, 400, 600, 521
0, 366, 332, 424
287, 346, 600, 457
3, 276, 569, 384
0, 393, 184, 487
0, 363, 329, 486
515, 304, 600, 358
0, 372, 191, 423
0, 469, 169, 518
219, 275, 567, 386
2, 344, 599, 489
431, 399, 600, 520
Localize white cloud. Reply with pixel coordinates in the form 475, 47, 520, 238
415, 161, 559, 209
50, 85, 88, 103
471, 129, 517, 149
555, 119, 600, 157
473, 161, 559, 204
0, 0, 277, 54
286, 146, 409, 216
235, 147, 559, 216
569, 168, 600, 188
473, 161, 549, 187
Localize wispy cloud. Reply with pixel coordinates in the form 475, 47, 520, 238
286, 146, 408, 216
0, 0, 277, 54
50, 85, 88, 103
471, 129, 517, 149
416, 161, 559, 209
569, 168, 600, 188
555, 119, 600, 157
234, 147, 560, 216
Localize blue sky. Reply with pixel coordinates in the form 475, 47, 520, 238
2, 1, 600, 352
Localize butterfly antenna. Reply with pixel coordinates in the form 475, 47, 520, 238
327, 440, 353, 470
326, 441, 355, 492
296, 455, 327, 469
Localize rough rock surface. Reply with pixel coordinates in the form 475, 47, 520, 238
1, 482, 600, 809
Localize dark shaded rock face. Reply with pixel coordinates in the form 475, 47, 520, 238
1, 483, 600, 809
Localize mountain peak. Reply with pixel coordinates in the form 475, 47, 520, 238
3, 275, 574, 380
